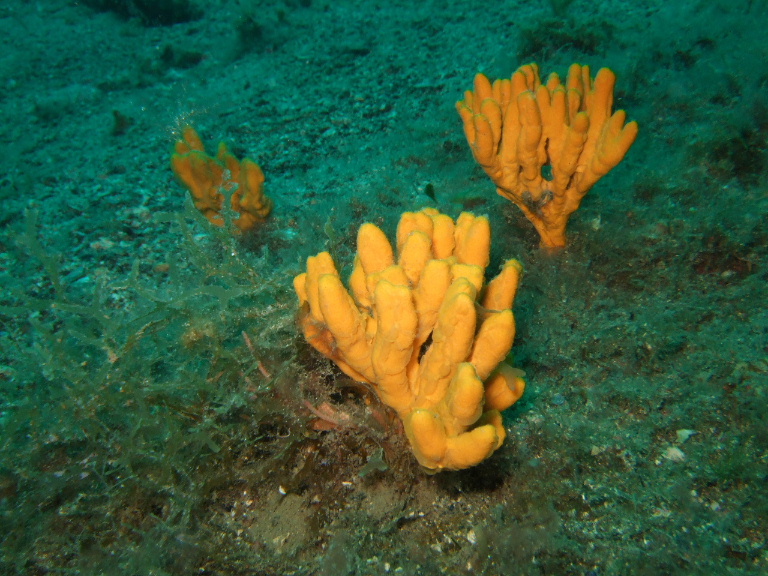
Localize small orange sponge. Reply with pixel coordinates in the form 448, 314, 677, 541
171, 126, 273, 232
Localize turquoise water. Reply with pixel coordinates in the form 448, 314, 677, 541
0, 0, 766, 574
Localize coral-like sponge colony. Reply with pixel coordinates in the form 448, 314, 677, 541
457, 63, 638, 249
294, 208, 526, 471
171, 126, 273, 232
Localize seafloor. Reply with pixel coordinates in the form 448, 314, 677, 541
0, 0, 766, 574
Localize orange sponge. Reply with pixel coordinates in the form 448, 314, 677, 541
457, 63, 638, 249
171, 126, 272, 232
295, 208, 526, 471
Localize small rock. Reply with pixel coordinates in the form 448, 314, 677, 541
663, 446, 686, 462
676, 429, 697, 444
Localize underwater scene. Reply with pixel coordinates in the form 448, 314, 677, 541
0, 0, 766, 574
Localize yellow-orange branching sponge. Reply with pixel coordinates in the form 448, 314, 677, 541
171, 126, 273, 233
294, 208, 526, 471
457, 63, 638, 249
